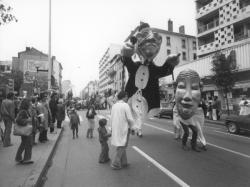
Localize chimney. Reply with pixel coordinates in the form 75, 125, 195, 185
179, 25, 185, 34
168, 19, 173, 32
26, 47, 30, 51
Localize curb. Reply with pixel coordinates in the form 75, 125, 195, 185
22, 127, 64, 187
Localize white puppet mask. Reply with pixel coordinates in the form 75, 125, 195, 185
175, 69, 202, 120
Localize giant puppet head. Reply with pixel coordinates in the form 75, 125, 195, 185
132, 23, 162, 64
175, 69, 203, 120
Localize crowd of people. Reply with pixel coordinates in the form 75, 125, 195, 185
0, 91, 66, 165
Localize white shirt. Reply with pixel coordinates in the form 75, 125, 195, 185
239, 100, 250, 115
111, 100, 134, 147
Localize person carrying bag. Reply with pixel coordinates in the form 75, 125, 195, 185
15, 99, 34, 164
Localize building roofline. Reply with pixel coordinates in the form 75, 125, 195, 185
124, 26, 196, 43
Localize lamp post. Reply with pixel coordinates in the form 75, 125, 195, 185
48, 0, 52, 90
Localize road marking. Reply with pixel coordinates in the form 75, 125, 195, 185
214, 130, 250, 140
144, 122, 250, 159
132, 146, 190, 187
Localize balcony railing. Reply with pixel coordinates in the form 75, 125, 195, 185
198, 19, 219, 34
234, 32, 250, 42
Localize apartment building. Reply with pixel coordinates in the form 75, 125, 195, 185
163, 0, 250, 111
196, 0, 250, 57
98, 44, 122, 95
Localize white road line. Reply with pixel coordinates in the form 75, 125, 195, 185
144, 123, 174, 134
132, 146, 190, 187
214, 130, 250, 140
144, 122, 250, 159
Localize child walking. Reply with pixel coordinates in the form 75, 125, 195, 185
69, 108, 80, 139
98, 118, 111, 163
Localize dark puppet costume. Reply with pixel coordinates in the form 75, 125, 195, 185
121, 22, 180, 136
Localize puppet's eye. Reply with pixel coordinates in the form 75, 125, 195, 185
177, 82, 185, 89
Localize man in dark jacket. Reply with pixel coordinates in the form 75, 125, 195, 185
1, 92, 15, 147
49, 92, 58, 133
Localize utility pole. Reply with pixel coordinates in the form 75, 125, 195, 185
48, 0, 52, 91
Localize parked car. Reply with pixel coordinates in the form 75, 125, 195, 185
225, 114, 250, 134
155, 101, 174, 119
156, 107, 173, 119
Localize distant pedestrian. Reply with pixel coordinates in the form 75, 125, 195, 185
239, 96, 250, 115
15, 98, 34, 164
1, 92, 15, 147
37, 93, 51, 143
86, 105, 96, 138
56, 99, 65, 128
212, 96, 221, 120
110, 91, 134, 170
207, 101, 212, 120
69, 108, 80, 139
30, 97, 39, 145
49, 92, 58, 133
98, 118, 111, 163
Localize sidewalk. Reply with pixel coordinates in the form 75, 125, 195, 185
0, 122, 64, 187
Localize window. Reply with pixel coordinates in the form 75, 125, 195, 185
193, 53, 197, 60
193, 41, 197, 50
167, 49, 171, 55
166, 37, 171, 46
182, 39, 186, 48
182, 52, 187, 60
0, 65, 5, 72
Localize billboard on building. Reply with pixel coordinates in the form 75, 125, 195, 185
23, 60, 48, 83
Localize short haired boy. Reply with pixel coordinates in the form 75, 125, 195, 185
98, 118, 111, 163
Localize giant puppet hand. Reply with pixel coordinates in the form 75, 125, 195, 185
121, 43, 135, 58
165, 53, 181, 68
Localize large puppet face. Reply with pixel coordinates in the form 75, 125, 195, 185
136, 28, 162, 62
175, 69, 202, 120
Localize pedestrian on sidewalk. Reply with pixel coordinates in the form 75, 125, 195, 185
98, 118, 111, 163
110, 91, 134, 170
15, 98, 34, 164
37, 92, 50, 143
49, 92, 58, 133
56, 98, 65, 128
212, 96, 221, 120
30, 97, 39, 145
0, 92, 15, 147
239, 96, 250, 115
86, 105, 96, 138
69, 108, 80, 139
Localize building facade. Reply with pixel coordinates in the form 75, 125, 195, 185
12, 47, 63, 96
98, 44, 122, 95
196, 0, 250, 57
163, 0, 250, 112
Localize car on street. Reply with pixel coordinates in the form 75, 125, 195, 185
225, 114, 250, 134
155, 102, 174, 119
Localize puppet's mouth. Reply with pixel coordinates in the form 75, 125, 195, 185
180, 103, 193, 109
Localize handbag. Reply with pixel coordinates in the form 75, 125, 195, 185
13, 123, 33, 136
13, 110, 33, 136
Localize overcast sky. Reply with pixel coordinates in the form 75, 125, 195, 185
0, 0, 197, 94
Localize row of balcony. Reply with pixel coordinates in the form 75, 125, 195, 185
234, 32, 250, 42
198, 19, 219, 34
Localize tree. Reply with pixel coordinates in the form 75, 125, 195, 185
0, 1, 17, 26
211, 51, 237, 115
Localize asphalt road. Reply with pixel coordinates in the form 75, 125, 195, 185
44, 110, 250, 187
